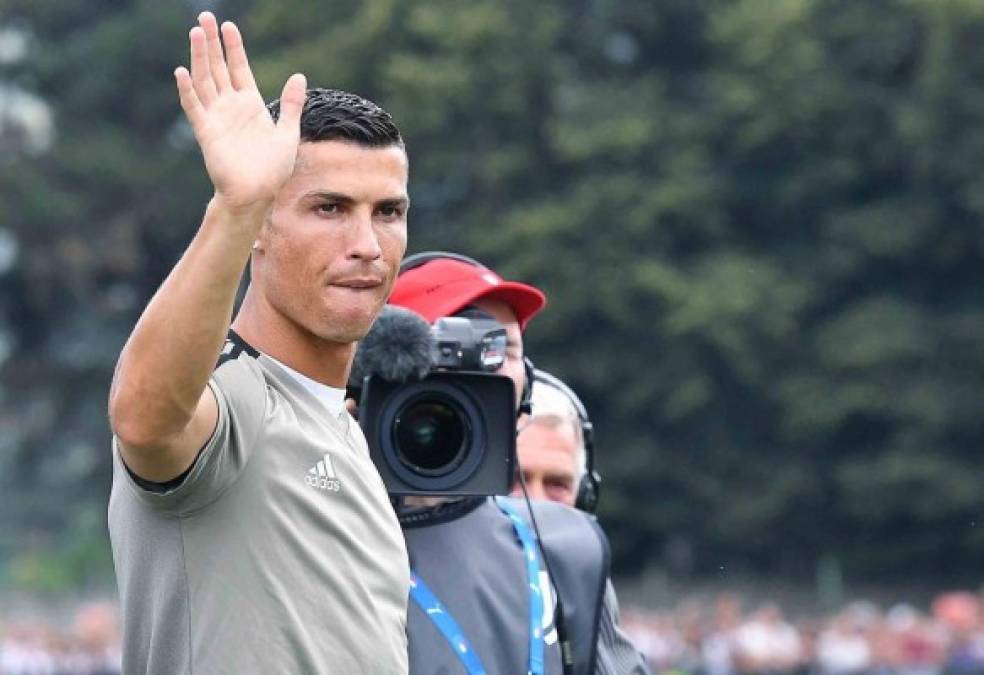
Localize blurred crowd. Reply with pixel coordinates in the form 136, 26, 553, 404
6, 592, 984, 674
0, 602, 120, 675
622, 591, 984, 675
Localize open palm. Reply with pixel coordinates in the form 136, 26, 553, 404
175, 13, 306, 210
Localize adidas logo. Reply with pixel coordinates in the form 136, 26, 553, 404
305, 453, 341, 492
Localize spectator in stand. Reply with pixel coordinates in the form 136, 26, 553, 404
0, 603, 122, 675
702, 593, 743, 675
732, 602, 803, 674
816, 609, 873, 674
71, 602, 122, 674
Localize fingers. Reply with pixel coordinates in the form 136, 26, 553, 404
188, 25, 217, 105
174, 67, 205, 129
199, 12, 232, 93
186, 12, 242, 106
276, 73, 308, 134
178, 12, 297, 140
221, 21, 257, 91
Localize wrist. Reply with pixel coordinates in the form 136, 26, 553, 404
206, 193, 274, 233
210, 191, 274, 215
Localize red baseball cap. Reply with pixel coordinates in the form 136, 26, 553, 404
389, 257, 547, 330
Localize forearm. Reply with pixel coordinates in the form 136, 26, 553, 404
109, 196, 267, 447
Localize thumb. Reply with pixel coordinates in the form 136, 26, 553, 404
276, 73, 307, 133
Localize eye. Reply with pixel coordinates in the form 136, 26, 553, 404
317, 202, 340, 215
545, 478, 573, 493
376, 204, 405, 220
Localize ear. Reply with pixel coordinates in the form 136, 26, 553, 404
252, 225, 270, 252
252, 210, 276, 253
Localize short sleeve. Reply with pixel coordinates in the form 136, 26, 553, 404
113, 354, 268, 515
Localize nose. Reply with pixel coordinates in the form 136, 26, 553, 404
346, 211, 382, 261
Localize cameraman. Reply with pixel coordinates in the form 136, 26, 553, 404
386, 253, 649, 675
516, 370, 649, 673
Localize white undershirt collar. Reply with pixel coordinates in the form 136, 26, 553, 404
267, 355, 347, 420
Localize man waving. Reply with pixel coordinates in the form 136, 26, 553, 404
108, 12, 410, 674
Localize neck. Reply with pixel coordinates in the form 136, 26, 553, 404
233, 289, 356, 387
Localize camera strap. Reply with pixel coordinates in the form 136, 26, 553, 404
408, 497, 546, 675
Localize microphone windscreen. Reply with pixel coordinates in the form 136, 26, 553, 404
349, 305, 432, 388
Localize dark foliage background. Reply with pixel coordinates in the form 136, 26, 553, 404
1, 0, 983, 594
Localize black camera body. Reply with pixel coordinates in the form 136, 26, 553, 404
357, 315, 517, 496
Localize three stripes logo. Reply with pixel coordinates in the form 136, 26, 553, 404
305, 453, 341, 492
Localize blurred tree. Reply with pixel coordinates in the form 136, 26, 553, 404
0, 0, 236, 590
2, 0, 984, 590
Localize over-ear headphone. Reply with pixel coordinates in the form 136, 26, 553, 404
396, 251, 533, 416
531, 369, 602, 514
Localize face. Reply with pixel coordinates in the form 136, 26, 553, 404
470, 297, 525, 409
512, 419, 580, 507
253, 140, 409, 344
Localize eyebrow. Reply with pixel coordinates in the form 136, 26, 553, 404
301, 191, 410, 210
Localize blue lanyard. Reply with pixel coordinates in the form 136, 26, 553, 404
409, 571, 487, 674
409, 497, 545, 675
496, 496, 546, 675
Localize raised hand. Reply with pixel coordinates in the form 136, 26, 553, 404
174, 12, 307, 211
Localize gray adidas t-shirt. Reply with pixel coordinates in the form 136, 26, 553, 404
108, 343, 409, 674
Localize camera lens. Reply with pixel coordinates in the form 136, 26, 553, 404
393, 394, 471, 476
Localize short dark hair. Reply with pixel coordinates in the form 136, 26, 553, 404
267, 88, 403, 149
